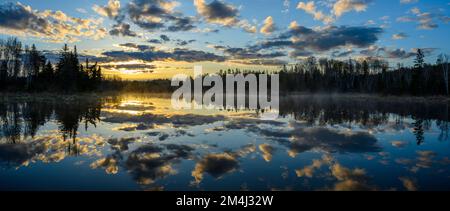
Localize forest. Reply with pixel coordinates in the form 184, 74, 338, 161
1, 37, 449, 96
0, 37, 102, 92
277, 51, 450, 96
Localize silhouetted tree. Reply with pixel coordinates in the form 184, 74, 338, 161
437, 54, 449, 95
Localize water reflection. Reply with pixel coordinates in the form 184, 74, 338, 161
0, 94, 450, 191
0, 98, 103, 144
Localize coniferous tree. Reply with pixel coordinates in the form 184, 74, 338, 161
411, 49, 425, 95
0, 61, 7, 89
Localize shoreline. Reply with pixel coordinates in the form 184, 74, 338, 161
1, 91, 449, 102
281, 92, 450, 103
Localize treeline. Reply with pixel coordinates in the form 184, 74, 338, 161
216, 50, 449, 96
0, 37, 102, 92
101, 79, 178, 93
277, 50, 449, 96
1, 37, 449, 96
74, 49, 450, 96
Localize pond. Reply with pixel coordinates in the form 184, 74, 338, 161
0, 94, 449, 191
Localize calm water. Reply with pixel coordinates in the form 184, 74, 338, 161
1, 94, 450, 191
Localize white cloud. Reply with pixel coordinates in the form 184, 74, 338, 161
396, 7, 439, 30
392, 32, 408, 40
297, 1, 334, 24
297, 0, 372, 24
76, 8, 87, 14
0, 2, 106, 43
282, 0, 290, 13
333, 0, 372, 17
400, 0, 419, 4
92, 0, 121, 18
260, 16, 276, 35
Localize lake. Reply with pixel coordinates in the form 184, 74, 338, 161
1, 93, 450, 191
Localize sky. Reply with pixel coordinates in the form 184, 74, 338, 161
0, 0, 449, 80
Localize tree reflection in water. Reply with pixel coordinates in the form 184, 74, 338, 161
1, 95, 450, 146
279, 95, 450, 145
0, 97, 104, 146
1, 94, 450, 190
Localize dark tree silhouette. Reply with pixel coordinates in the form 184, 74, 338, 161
0, 37, 449, 96
0, 37, 103, 92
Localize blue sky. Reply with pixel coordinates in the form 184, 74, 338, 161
0, 0, 449, 79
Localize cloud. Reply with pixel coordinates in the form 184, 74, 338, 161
396, 7, 439, 30
259, 144, 275, 162
101, 63, 156, 73
379, 47, 436, 59
0, 135, 105, 168
76, 8, 88, 14
90, 157, 119, 174
441, 16, 450, 24
391, 140, 408, 148
127, 0, 180, 24
257, 25, 382, 56
289, 49, 314, 58
392, 32, 408, 40
400, 0, 418, 4
399, 177, 418, 191
90, 141, 195, 185
118, 43, 155, 51
297, 1, 334, 24
194, 0, 256, 33
231, 59, 288, 66
166, 16, 196, 32
358, 45, 433, 59
290, 25, 382, 51
148, 35, 172, 44
190, 144, 255, 184
0, 2, 106, 43
211, 45, 287, 66
382, 48, 416, 59
394, 150, 445, 175
295, 154, 375, 190
296, 154, 333, 177
331, 162, 373, 191
125, 143, 194, 185
332, 49, 355, 58
286, 127, 381, 157
109, 23, 138, 37
102, 0, 196, 35
107, 137, 141, 151
160, 34, 170, 42
192, 153, 238, 184
103, 48, 226, 63
238, 20, 257, 33
222, 119, 380, 157
148, 39, 162, 44
289, 49, 314, 59
92, 0, 121, 19
176, 39, 196, 46
415, 150, 437, 169
260, 16, 276, 35
282, 0, 290, 13
194, 0, 239, 26
102, 112, 227, 127
333, 0, 372, 17
215, 45, 286, 59
297, 0, 372, 24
